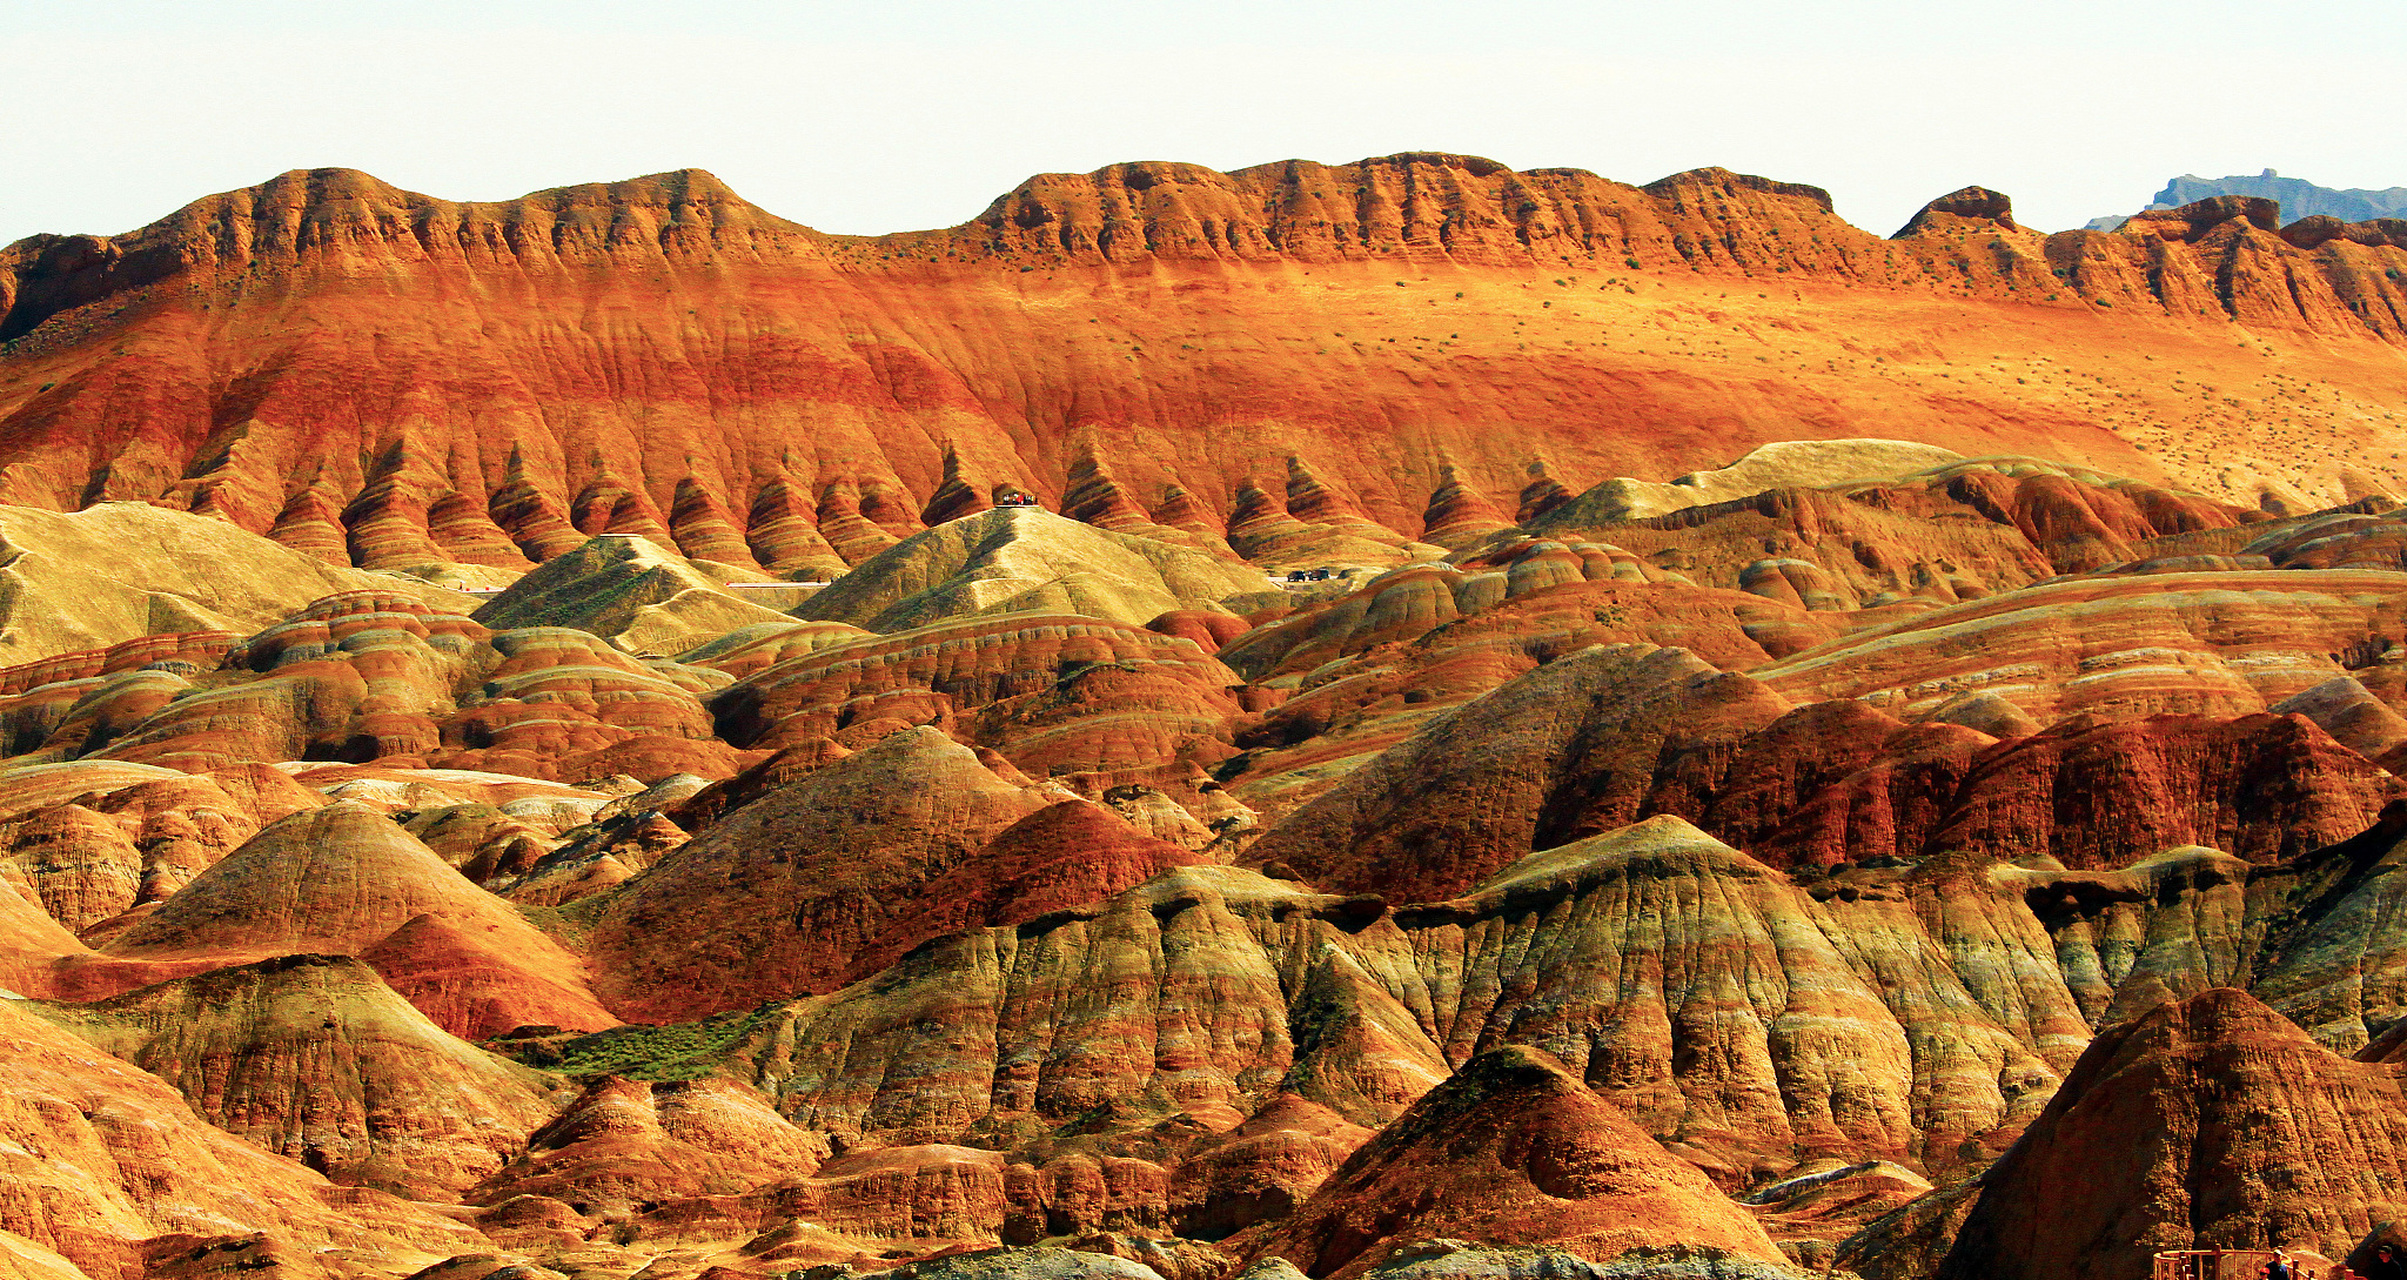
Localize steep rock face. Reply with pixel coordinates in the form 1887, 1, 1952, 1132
2048, 194, 2407, 341
6, 159, 2404, 583
29, 954, 564, 1199
717, 867, 1340, 1150
2000, 846, 2265, 1031
1243, 1045, 1786, 1277
690, 836, 2060, 1199
0, 997, 482, 1280
1805, 858, 2082, 1166
2253, 804, 2407, 1052
1936, 988, 2407, 1280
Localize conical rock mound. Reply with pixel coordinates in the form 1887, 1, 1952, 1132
1936, 987, 2407, 1280
470, 533, 788, 652
29, 953, 564, 1199
1245, 1044, 1786, 1277
471, 1073, 827, 1215
580, 726, 1056, 1020
797, 507, 1269, 632
99, 801, 613, 1034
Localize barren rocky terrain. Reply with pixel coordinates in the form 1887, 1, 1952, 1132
1, 156, 2405, 1280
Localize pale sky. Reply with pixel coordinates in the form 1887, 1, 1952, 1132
3, 0, 2401, 246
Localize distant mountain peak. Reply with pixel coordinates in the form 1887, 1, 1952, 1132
2088, 169, 2407, 230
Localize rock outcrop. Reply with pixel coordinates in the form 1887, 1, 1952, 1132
470, 535, 792, 655
579, 728, 1206, 1020
7, 151, 2407, 1280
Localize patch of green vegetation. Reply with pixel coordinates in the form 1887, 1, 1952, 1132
498, 1004, 774, 1081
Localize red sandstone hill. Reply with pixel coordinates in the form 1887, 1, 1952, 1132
1, 157, 2403, 586
1243, 1044, 1786, 1276
1925, 988, 2407, 1280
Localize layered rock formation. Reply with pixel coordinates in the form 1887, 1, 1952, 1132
470, 535, 792, 657
794, 509, 1270, 632
0, 995, 482, 1280
3, 150, 2407, 1280
97, 802, 615, 1034
5, 157, 2405, 590
1929, 988, 2407, 1280
0, 503, 473, 664
29, 954, 566, 1199
1244, 1045, 1786, 1276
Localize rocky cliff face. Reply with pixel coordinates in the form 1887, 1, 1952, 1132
4, 157, 2405, 581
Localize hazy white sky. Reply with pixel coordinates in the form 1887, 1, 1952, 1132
3, 0, 2400, 245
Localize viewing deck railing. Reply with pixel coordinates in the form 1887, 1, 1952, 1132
2150, 1249, 2352, 1280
